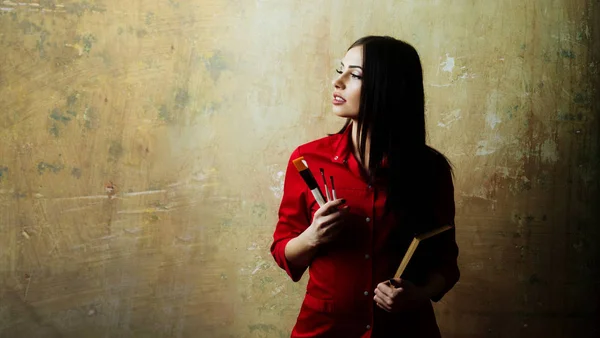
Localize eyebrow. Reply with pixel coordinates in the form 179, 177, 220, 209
340, 62, 363, 70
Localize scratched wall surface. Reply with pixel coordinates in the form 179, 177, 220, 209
0, 1, 598, 337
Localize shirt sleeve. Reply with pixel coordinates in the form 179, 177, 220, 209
428, 160, 460, 302
270, 148, 311, 282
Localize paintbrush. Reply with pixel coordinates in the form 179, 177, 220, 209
387, 224, 454, 287
330, 175, 337, 200
320, 168, 331, 202
292, 156, 327, 207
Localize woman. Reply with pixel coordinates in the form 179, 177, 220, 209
270, 36, 459, 337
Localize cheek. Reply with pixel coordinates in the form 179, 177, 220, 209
350, 86, 362, 107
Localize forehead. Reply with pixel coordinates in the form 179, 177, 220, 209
341, 45, 363, 66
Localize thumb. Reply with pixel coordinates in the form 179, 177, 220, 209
388, 278, 402, 288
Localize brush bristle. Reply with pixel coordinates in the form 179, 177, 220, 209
292, 156, 308, 171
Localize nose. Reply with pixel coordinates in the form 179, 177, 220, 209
332, 74, 345, 89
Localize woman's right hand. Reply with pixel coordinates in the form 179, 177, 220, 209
304, 199, 350, 247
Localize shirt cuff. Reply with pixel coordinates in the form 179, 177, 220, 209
271, 237, 308, 282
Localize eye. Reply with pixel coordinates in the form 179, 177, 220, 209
335, 68, 343, 74
351, 74, 362, 79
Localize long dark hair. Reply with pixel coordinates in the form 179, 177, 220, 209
337, 36, 453, 218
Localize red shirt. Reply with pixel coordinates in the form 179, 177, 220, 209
270, 125, 459, 338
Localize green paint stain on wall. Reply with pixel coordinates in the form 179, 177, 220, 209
83, 106, 98, 129
573, 92, 591, 106
82, 34, 95, 55
37, 162, 63, 175
158, 88, 189, 122
557, 111, 584, 121
50, 108, 72, 124
64, 2, 107, 17
49, 123, 60, 137
71, 167, 82, 179
67, 92, 79, 106
203, 50, 228, 82
158, 104, 170, 121
19, 20, 43, 34
560, 49, 575, 59
505, 105, 519, 119
202, 102, 220, 116
145, 12, 154, 25
36, 31, 48, 58
252, 203, 267, 219
175, 89, 189, 109
108, 141, 124, 161
0, 166, 8, 181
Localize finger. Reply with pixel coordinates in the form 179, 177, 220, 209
376, 282, 395, 298
373, 295, 392, 312
316, 198, 346, 216
319, 207, 350, 226
319, 220, 346, 240
374, 289, 394, 307
388, 278, 403, 288
322, 219, 345, 232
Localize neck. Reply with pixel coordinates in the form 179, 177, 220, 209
350, 120, 370, 171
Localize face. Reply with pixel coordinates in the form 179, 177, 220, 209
332, 46, 363, 120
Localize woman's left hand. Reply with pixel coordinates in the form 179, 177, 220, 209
373, 278, 429, 312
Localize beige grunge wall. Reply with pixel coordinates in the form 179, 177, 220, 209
1, 1, 598, 337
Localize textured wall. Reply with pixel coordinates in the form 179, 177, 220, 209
0, 1, 598, 337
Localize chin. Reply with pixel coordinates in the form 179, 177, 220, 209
332, 108, 358, 119
334, 113, 358, 119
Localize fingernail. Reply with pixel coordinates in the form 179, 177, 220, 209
341, 199, 346, 203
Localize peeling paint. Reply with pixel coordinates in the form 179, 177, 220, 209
476, 136, 503, 156
540, 139, 559, 163
486, 111, 501, 130
440, 54, 455, 73
437, 109, 462, 129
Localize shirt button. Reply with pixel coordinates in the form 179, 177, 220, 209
365, 217, 371, 222
365, 254, 370, 259
363, 291, 369, 296
366, 325, 371, 330
367, 184, 372, 189
334, 156, 339, 160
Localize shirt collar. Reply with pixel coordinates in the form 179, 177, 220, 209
331, 122, 390, 169
331, 122, 353, 163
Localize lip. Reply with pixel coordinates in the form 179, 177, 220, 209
332, 93, 346, 105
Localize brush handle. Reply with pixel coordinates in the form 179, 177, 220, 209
394, 238, 419, 279
310, 189, 326, 207
393, 224, 453, 279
